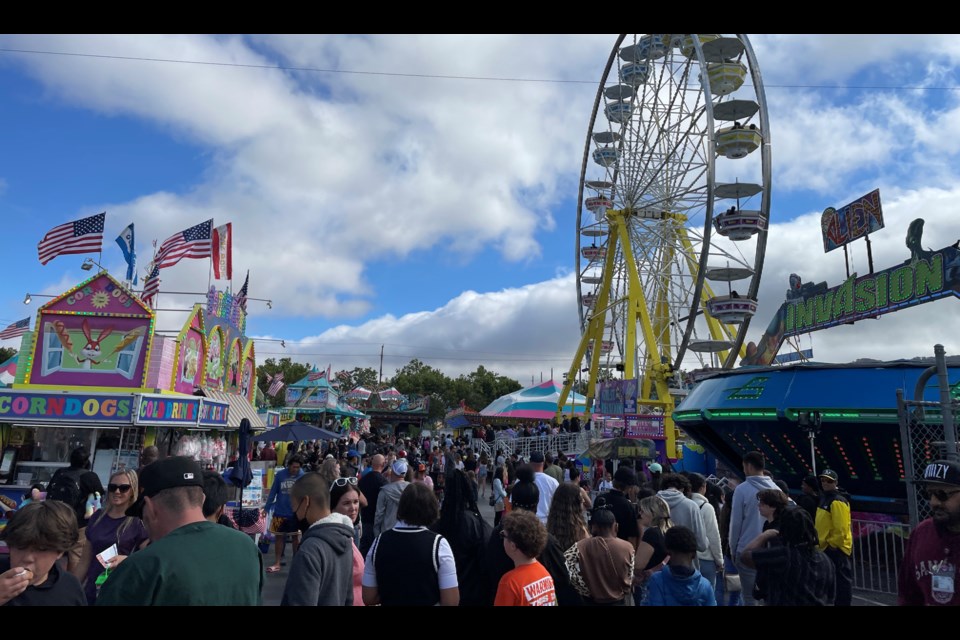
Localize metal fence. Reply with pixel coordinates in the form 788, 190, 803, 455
851, 517, 910, 594
475, 432, 594, 461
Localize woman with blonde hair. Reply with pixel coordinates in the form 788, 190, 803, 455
72, 468, 149, 604
634, 494, 673, 605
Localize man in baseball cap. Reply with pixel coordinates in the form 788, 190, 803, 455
815, 469, 852, 606
97, 456, 263, 606
126, 455, 204, 519
898, 459, 960, 605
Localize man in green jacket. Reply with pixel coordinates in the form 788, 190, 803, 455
815, 469, 852, 606
97, 456, 263, 606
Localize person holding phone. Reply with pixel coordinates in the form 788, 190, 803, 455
72, 468, 149, 604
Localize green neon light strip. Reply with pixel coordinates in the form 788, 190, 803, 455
706, 410, 778, 419
674, 411, 701, 421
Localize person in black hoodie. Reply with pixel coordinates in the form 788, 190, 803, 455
281, 473, 355, 606
432, 469, 493, 605
486, 466, 582, 605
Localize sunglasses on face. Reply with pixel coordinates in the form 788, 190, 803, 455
331, 477, 359, 488
108, 484, 132, 493
925, 487, 960, 502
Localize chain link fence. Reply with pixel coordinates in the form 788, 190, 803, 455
897, 393, 959, 526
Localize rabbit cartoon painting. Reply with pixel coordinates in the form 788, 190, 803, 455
75, 319, 114, 368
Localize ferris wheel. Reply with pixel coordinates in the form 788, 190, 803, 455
562, 34, 771, 423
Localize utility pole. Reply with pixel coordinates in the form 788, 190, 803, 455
378, 344, 384, 387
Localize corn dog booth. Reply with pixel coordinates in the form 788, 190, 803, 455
0, 272, 262, 506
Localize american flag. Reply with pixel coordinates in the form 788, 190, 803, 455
236, 270, 249, 312
267, 372, 284, 397
37, 212, 105, 265
141, 264, 161, 308
154, 219, 213, 270
0, 317, 30, 341
308, 370, 325, 381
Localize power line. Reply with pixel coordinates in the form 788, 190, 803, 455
0, 48, 591, 85
255, 350, 571, 362
3, 47, 960, 92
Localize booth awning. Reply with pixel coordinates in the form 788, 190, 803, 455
197, 388, 265, 428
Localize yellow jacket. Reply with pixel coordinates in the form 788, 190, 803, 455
815, 493, 852, 555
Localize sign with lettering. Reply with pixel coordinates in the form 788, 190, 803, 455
0, 390, 135, 423
596, 379, 639, 415
784, 250, 958, 336
744, 237, 960, 366
821, 189, 884, 253
624, 415, 665, 438
137, 394, 201, 425
199, 399, 230, 427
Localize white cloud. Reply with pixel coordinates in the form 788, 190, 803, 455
9, 34, 960, 384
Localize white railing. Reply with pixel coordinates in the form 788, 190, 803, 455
477, 432, 594, 461
851, 517, 910, 595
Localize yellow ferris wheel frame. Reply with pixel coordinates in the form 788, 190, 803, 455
557, 206, 745, 456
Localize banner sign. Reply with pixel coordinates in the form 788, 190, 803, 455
199, 399, 230, 427
596, 379, 639, 415
743, 228, 960, 366
624, 415, 665, 438
0, 390, 134, 424
821, 189, 884, 253
137, 395, 202, 425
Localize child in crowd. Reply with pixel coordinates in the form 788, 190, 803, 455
494, 510, 557, 606
642, 525, 716, 606
0, 501, 86, 606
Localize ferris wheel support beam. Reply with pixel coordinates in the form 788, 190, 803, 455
557, 209, 676, 452
558, 226, 623, 422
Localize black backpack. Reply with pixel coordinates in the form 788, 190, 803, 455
46, 467, 85, 520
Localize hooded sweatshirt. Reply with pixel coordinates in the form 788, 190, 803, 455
282, 513, 356, 606
374, 480, 410, 536
656, 489, 708, 553
690, 493, 723, 566
729, 474, 780, 559
642, 564, 716, 606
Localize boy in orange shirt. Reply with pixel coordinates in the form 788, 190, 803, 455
494, 510, 557, 606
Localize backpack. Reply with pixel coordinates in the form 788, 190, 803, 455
46, 467, 85, 520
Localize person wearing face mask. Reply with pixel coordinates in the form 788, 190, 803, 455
281, 473, 356, 606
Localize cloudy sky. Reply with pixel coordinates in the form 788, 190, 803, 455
2, 34, 960, 386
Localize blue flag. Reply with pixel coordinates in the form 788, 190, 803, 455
115, 223, 137, 284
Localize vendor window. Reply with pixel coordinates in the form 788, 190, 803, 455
42, 330, 64, 375
115, 337, 142, 379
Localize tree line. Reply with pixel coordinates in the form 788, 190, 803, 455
256, 357, 522, 421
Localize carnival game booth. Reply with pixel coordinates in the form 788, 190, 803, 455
673, 360, 960, 516
344, 387, 428, 439
276, 371, 369, 440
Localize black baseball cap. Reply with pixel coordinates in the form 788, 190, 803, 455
126, 456, 204, 518
818, 469, 839, 482
922, 460, 960, 487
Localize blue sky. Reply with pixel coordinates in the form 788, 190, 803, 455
3, 34, 960, 384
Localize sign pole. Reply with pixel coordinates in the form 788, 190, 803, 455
865, 234, 875, 274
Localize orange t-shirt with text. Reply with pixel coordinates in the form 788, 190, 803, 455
494, 561, 557, 606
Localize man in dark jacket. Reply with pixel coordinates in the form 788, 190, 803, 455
47, 446, 105, 573
282, 473, 355, 606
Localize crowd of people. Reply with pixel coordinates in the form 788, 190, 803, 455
2, 430, 959, 607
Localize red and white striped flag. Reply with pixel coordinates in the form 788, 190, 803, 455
267, 372, 285, 397
308, 369, 324, 381
37, 212, 105, 265
0, 317, 30, 341
212, 223, 232, 280
155, 219, 213, 270
141, 264, 161, 308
